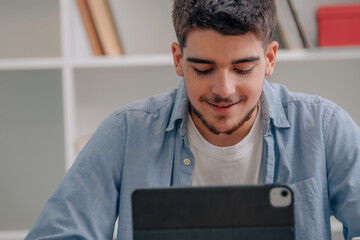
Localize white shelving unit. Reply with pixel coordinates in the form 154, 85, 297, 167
0, 58, 63, 70
1, 0, 359, 239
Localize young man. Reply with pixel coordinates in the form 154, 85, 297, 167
26, 0, 360, 239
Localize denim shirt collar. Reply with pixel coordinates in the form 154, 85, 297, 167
165, 78, 189, 137
261, 80, 291, 134
166, 79, 290, 137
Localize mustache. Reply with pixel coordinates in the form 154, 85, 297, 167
199, 95, 246, 103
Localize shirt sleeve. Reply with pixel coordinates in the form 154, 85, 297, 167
324, 105, 360, 240
25, 111, 127, 240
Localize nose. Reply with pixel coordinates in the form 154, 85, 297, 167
211, 71, 236, 98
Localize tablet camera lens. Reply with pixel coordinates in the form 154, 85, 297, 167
281, 190, 289, 197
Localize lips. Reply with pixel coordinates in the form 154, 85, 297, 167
210, 102, 236, 108
208, 101, 240, 114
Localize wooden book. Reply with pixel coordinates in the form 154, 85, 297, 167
87, 0, 123, 56
288, 0, 311, 48
76, 0, 105, 56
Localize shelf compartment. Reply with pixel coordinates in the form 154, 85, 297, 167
0, 69, 65, 230
0, 0, 61, 59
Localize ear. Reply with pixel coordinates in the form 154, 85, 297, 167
172, 42, 184, 77
265, 41, 279, 77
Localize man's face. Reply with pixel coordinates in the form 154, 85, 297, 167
172, 29, 277, 145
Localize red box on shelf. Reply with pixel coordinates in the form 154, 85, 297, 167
317, 3, 360, 47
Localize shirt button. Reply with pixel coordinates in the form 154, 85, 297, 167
183, 158, 191, 166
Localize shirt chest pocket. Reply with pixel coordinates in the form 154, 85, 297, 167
291, 176, 322, 202
290, 175, 330, 239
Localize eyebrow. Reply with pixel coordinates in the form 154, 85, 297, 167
186, 57, 215, 64
186, 56, 260, 65
232, 57, 260, 64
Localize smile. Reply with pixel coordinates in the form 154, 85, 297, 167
208, 101, 241, 114
210, 103, 236, 108
209, 99, 241, 107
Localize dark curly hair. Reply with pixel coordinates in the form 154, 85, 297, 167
172, 0, 277, 50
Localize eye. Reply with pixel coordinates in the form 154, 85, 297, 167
194, 67, 214, 75
233, 67, 253, 75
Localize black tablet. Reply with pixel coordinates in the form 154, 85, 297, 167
132, 185, 294, 240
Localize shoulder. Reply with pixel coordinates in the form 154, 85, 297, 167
265, 82, 359, 139
268, 82, 333, 106
262, 81, 352, 137
109, 88, 178, 121
266, 82, 339, 117
94, 88, 180, 138
87, 88, 179, 148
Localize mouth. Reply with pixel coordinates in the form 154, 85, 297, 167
209, 102, 237, 108
208, 101, 240, 114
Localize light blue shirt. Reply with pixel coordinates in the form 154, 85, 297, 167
26, 79, 360, 240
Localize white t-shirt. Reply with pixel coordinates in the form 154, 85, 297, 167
188, 107, 263, 186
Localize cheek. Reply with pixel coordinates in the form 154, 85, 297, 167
240, 77, 263, 101
184, 71, 210, 101
183, 76, 203, 105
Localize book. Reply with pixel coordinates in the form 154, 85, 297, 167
275, 0, 304, 49
107, 0, 177, 55
288, 0, 312, 48
87, 0, 123, 56
272, 22, 286, 49
76, 0, 105, 56
288, 0, 333, 48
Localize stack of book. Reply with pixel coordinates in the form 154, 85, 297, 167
76, 0, 123, 56
78, 0, 311, 54
78, 0, 351, 53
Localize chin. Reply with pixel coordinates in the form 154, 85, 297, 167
207, 120, 242, 135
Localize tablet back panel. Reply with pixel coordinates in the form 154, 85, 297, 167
132, 185, 294, 240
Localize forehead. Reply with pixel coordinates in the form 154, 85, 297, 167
183, 29, 265, 63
